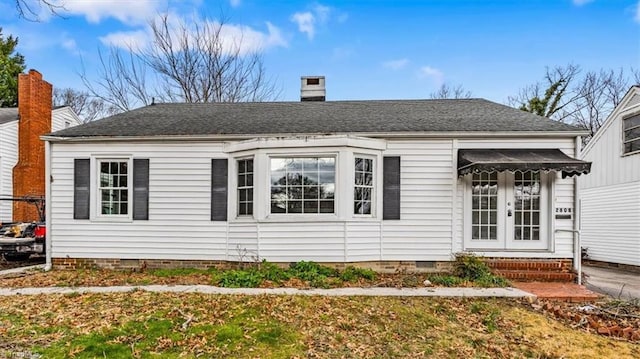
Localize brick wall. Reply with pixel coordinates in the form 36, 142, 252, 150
12, 70, 52, 222
52, 258, 454, 273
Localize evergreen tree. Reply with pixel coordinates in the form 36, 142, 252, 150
0, 28, 26, 107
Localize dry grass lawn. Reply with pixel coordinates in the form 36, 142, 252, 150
0, 293, 637, 358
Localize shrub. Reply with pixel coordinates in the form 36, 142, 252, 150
289, 261, 337, 282
258, 261, 290, 283
454, 253, 510, 287
217, 269, 263, 288
340, 266, 376, 282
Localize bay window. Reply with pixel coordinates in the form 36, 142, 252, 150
237, 158, 254, 216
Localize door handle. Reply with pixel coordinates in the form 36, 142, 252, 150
507, 209, 513, 217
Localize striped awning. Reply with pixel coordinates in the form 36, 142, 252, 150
457, 149, 591, 178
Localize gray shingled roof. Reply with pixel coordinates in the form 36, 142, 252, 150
0, 108, 18, 125
46, 99, 584, 138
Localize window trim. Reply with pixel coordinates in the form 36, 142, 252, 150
92, 156, 133, 222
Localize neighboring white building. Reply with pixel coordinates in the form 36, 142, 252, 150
43, 77, 591, 272
579, 86, 640, 268
0, 106, 81, 222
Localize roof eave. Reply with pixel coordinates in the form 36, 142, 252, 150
41, 130, 588, 143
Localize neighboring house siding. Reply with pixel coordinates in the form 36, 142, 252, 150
581, 182, 640, 266
52, 107, 82, 132
50, 136, 580, 262
0, 121, 18, 222
579, 90, 640, 266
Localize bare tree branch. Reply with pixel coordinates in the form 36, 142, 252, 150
510, 65, 638, 141
53, 88, 118, 122
14, 0, 64, 21
429, 83, 472, 99
82, 13, 281, 111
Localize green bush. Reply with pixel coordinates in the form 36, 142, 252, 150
454, 253, 510, 288
289, 261, 337, 282
428, 275, 464, 287
217, 269, 263, 288
340, 266, 376, 282
258, 261, 290, 283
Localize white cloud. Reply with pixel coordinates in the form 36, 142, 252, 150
419, 66, 445, 85
100, 30, 150, 50
291, 3, 344, 40
572, 0, 594, 6
291, 11, 316, 39
383, 59, 409, 70
230, 0, 241, 7
62, 0, 166, 25
100, 16, 287, 56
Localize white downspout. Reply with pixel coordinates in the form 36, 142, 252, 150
574, 136, 582, 285
44, 140, 52, 271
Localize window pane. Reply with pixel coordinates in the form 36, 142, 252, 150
364, 159, 373, 172
288, 159, 303, 171
303, 201, 319, 213
623, 114, 640, 129
625, 139, 640, 154
119, 175, 127, 188
271, 171, 286, 186
120, 202, 128, 215
119, 162, 127, 174
238, 174, 246, 187
319, 200, 334, 213
355, 158, 364, 171
271, 201, 286, 213
302, 158, 318, 172
246, 174, 253, 187
320, 184, 335, 199
304, 186, 319, 199
238, 160, 246, 173
288, 201, 302, 213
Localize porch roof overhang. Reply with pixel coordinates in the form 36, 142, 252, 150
457, 149, 591, 178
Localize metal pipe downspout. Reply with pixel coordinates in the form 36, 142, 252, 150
44, 140, 52, 271
574, 136, 582, 285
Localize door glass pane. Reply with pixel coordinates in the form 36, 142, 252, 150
513, 171, 541, 241
471, 172, 498, 240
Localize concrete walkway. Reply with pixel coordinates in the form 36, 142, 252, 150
0, 284, 535, 298
583, 265, 640, 300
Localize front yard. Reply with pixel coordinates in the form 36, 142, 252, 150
1, 292, 638, 358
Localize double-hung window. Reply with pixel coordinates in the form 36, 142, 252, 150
237, 158, 254, 215
354, 157, 374, 215
98, 160, 129, 215
270, 157, 335, 214
623, 113, 640, 155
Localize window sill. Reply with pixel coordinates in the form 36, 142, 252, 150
91, 215, 133, 223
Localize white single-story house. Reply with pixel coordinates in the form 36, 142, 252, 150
42, 77, 591, 275
0, 70, 82, 223
579, 85, 640, 270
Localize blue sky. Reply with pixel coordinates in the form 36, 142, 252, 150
2, 0, 639, 104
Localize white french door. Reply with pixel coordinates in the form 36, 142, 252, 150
466, 171, 549, 251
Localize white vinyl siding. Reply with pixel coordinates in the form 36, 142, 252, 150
579, 89, 640, 267
580, 182, 640, 267
49, 135, 580, 262
0, 121, 18, 222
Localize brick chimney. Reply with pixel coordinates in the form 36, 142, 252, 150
12, 70, 52, 222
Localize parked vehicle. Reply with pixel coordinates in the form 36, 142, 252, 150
0, 195, 46, 261
0, 222, 46, 261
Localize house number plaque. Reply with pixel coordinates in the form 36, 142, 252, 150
555, 207, 572, 220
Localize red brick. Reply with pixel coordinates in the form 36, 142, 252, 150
13, 70, 52, 222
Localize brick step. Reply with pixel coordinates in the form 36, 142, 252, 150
494, 270, 576, 282
484, 259, 571, 272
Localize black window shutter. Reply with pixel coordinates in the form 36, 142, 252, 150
383, 156, 401, 220
211, 159, 228, 221
133, 159, 149, 220
73, 159, 90, 219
